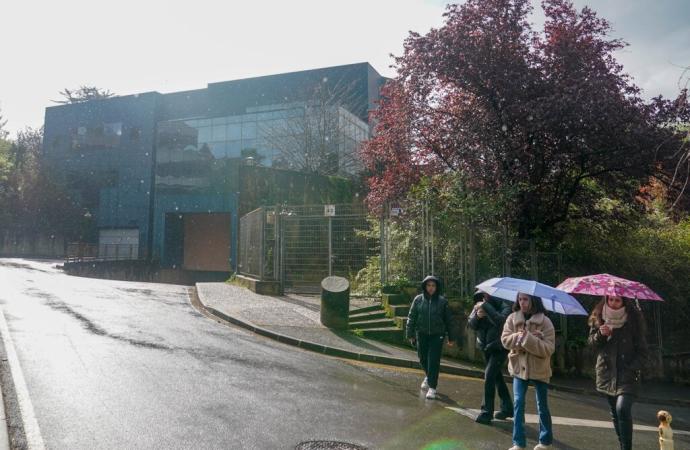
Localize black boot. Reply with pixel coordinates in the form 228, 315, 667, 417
475, 412, 492, 425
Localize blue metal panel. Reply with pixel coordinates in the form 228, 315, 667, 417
43, 93, 160, 258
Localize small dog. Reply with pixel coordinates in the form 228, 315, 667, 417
657, 410, 674, 450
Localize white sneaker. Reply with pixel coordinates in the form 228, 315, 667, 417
533, 445, 552, 450
421, 377, 429, 389
508, 446, 525, 450
425, 388, 437, 399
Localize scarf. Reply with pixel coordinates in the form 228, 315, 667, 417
602, 303, 628, 330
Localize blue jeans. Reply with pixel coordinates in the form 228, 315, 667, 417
513, 378, 553, 448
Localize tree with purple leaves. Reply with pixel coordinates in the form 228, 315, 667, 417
361, 0, 688, 238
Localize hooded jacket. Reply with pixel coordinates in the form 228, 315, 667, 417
468, 294, 512, 353
405, 275, 456, 341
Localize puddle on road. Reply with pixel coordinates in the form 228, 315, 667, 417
0, 261, 52, 273
115, 287, 189, 309
23, 286, 172, 351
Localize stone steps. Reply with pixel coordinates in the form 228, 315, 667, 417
349, 318, 396, 330
394, 317, 408, 329
347, 293, 414, 346
382, 293, 409, 307
359, 327, 406, 344
349, 311, 388, 323
349, 304, 383, 315
388, 304, 410, 317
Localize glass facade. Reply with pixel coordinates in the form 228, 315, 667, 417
154, 102, 369, 193
44, 63, 384, 267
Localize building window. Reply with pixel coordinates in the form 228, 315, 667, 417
71, 122, 122, 149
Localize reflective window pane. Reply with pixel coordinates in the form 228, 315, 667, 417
227, 123, 242, 140
242, 121, 257, 139
212, 125, 226, 141
198, 126, 212, 143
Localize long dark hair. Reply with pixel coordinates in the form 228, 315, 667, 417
512, 294, 546, 314
588, 296, 647, 334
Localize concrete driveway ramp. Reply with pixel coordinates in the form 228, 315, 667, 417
320, 276, 350, 330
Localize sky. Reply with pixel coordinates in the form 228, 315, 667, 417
0, 0, 688, 137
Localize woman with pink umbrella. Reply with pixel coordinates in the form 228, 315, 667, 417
557, 274, 661, 450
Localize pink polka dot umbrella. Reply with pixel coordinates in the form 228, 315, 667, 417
555, 273, 663, 301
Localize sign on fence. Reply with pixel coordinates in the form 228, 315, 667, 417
324, 205, 336, 217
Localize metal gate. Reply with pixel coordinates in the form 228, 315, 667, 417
237, 204, 375, 294
279, 204, 374, 293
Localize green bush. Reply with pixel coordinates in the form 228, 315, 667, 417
561, 201, 690, 352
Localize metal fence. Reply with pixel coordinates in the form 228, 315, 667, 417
380, 200, 666, 352
238, 208, 269, 279
235, 201, 668, 353
381, 201, 562, 299
237, 202, 563, 297
237, 204, 376, 293
66, 243, 140, 262
279, 204, 375, 293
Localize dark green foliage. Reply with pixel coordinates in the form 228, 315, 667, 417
0, 127, 88, 239
560, 199, 690, 352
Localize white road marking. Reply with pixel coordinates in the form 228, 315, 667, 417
0, 310, 46, 449
446, 406, 690, 436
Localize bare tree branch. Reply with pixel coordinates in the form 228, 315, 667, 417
260, 76, 368, 176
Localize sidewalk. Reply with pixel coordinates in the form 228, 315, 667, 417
195, 282, 485, 378
195, 282, 690, 408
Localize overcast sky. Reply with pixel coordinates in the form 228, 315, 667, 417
0, 0, 687, 136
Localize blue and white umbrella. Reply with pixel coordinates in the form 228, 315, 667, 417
476, 277, 588, 316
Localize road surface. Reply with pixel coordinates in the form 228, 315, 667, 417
0, 258, 687, 449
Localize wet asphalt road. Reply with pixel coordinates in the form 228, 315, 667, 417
0, 258, 688, 450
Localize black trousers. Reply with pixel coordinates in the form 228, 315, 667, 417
417, 333, 445, 389
607, 394, 634, 450
481, 350, 513, 416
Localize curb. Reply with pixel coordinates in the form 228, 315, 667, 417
194, 288, 690, 408
0, 370, 11, 450
204, 304, 486, 378
192, 286, 486, 379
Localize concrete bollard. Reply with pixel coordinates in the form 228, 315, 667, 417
320, 276, 350, 330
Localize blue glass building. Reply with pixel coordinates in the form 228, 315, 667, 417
43, 63, 385, 272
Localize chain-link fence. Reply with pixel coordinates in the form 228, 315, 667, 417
381, 202, 562, 299
239, 202, 563, 297
278, 204, 375, 293
238, 204, 377, 294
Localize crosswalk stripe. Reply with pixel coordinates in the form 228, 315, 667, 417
446, 407, 690, 436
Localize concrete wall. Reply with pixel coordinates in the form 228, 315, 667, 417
62, 260, 229, 285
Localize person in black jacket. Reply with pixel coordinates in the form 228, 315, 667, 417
406, 275, 456, 400
468, 290, 514, 425
588, 295, 648, 450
